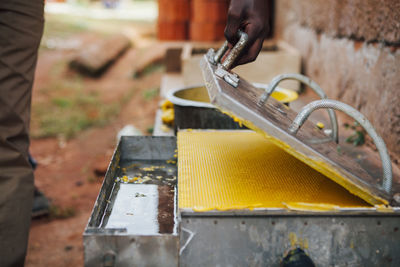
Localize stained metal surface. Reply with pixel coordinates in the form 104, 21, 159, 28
200, 53, 398, 205
84, 136, 179, 267
84, 235, 179, 267
180, 214, 400, 267
101, 183, 176, 235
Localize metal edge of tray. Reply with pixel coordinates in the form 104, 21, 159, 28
179, 207, 400, 217
84, 138, 122, 234
200, 55, 394, 206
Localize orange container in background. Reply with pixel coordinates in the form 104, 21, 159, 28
158, 0, 190, 22
158, 0, 190, 40
191, 0, 229, 23
158, 20, 188, 41
189, 0, 229, 41
189, 21, 226, 41
157, 0, 229, 41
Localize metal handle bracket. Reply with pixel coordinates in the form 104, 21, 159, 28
208, 31, 249, 88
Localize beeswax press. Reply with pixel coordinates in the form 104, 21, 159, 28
83, 33, 400, 267
200, 31, 397, 206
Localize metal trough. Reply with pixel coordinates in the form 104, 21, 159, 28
84, 136, 400, 266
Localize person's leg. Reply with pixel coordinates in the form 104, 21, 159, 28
0, 1, 44, 266
30, 153, 50, 218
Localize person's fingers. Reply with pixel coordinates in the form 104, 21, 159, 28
224, 20, 240, 44
228, 20, 265, 68
236, 21, 263, 61
223, 0, 269, 69
223, 34, 264, 69
235, 37, 264, 66
224, 5, 243, 44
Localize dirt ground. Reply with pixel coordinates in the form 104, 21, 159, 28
26, 14, 162, 266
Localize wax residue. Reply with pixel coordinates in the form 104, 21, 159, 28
285, 202, 340, 212
289, 232, 309, 249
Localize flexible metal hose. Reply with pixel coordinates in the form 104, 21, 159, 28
258, 73, 339, 144
213, 41, 228, 64
288, 99, 392, 193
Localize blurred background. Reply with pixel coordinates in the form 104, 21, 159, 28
30, 1, 161, 266
28, 0, 399, 266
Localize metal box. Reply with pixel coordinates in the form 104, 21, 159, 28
84, 136, 400, 266
84, 136, 179, 267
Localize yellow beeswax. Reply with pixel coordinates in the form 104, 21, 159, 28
161, 108, 174, 125
216, 109, 388, 206
270, 88, 298, 103
161, 99, 174, 111
178, 130, 371, 211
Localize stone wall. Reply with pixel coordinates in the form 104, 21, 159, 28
274, 0, 400, 159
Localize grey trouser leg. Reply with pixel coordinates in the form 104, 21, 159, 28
0, 1, 44, 266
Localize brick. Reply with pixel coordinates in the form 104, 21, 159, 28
189, 21, 226, 41
69, 34, 131, 77
275, 0, 400, 44
191, 0, 229, 23
280, 23, 400, 158
158, 20, 188, 41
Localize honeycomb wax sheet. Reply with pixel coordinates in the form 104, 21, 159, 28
178, 130, 370, 211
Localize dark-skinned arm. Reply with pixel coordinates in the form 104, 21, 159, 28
224, 0, 270, 69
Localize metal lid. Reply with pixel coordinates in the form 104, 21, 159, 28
200, 34, 394, 206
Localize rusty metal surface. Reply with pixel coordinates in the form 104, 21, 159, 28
200, 53, 399, 205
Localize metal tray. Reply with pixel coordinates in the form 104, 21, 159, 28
84, 136, 178, 267
84, 136, 400, 266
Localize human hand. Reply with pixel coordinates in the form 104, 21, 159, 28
224, 0, 270, 69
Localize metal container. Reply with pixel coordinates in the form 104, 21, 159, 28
167, 85, 244, 131
85, 34, 400, 266
84, 135, 400, 267
167, 85, 297, 132
84, 136, 179, 267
